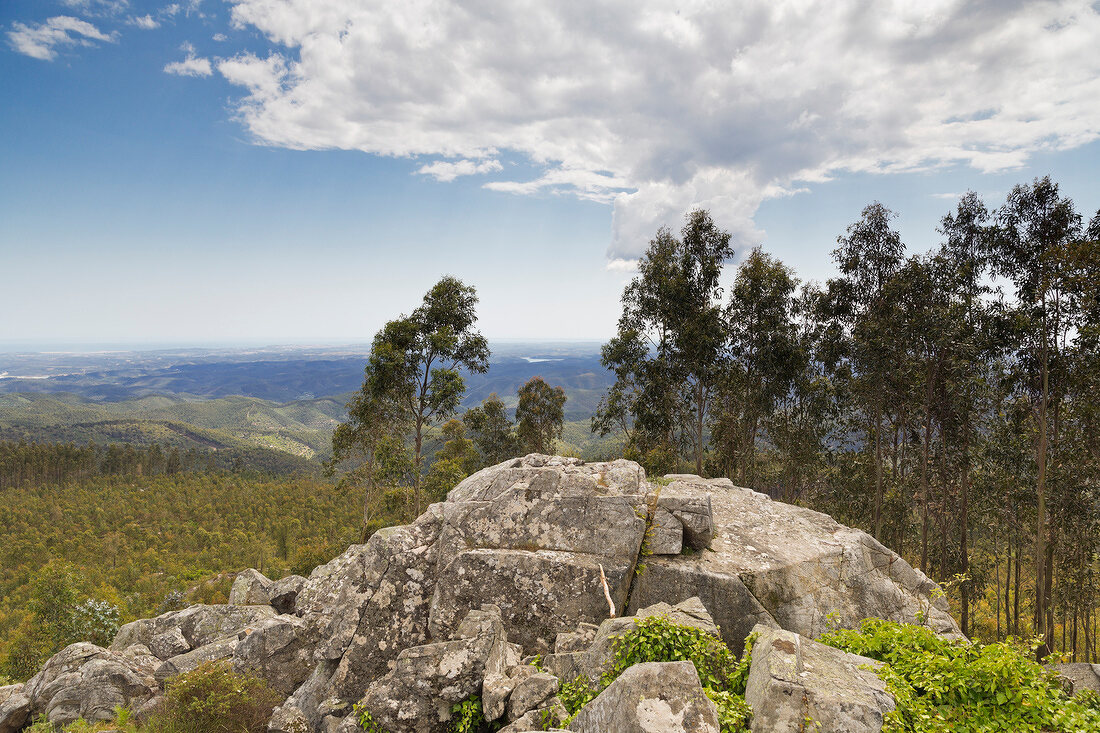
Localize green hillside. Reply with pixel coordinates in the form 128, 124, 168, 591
0, 393, 344, 463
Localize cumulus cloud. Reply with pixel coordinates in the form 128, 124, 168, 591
164, 42, 212, 77
213, 32, 228, 41
216, 0, 1100, 259
129, 14, 158, 29
417, 158, 503, 182
7, 15, 117, 60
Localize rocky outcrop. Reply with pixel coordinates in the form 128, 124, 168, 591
230, 569, 306, 615
628, 475, 960, 653
744, 625, 895, 732
1052, 663, 1100, 696
7, 454, 956, 733
21, 643, 158, 727
111, 604, 276, 658
357, 605, 518, 733
567, 660, 720, 733
0, 684, 31, 733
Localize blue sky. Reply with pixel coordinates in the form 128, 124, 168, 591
2, 0, 1099, 347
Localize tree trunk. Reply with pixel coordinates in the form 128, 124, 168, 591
1035, 329, 1050, 659
960, 420, 970, 637
414, 413, 425, 516
695, 381, 705, 476
920, 404, 932, 574
1014, 533, 1022, 636
873, 405, 884, 541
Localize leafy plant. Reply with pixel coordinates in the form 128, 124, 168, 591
820, 618, 1100, 732
559, 615, 754, 732
143, 660, 281, 733
353, 703, 389, 733
450, 695, 493, 733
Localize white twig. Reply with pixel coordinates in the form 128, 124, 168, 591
599, 563, 616, 618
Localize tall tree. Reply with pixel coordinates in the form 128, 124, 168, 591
935, 191, 994, 637
516, 377, 567, 454
596, 209, 733, 474
991, 176, 1082, 656
831, 202, 906, 541
464, 393, 521, 468
331, 276, 489, 516
712, 247, 799, 487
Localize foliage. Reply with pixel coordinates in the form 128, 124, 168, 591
463, 394, 521, 467
353, 703, 389, 733
68, 598, 121, 648
1, 560, 121, 679
144, 661, 282, 733
711, 246, 800, 486
820, 619, 1100, 732
423, 419, 479, 503
0, 471, 361, 675
516, 377, 567, 454
450, 695, 497, 733
560, 616, 754, 732
330, 276, 489, 517
595, 209, 734, 475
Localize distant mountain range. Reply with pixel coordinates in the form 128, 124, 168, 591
0, 342, 620, 464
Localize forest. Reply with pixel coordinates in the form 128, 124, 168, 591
330, 175, 1100, 664
586, 176, 1100, 661
2, 174, 1098, 685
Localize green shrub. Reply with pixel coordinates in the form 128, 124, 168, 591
559, 615, 754, 732
450, 695, 496, 733
820, 618, 1100, 732
143, 661, 282, 733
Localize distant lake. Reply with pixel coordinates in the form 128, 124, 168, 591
522, 357, 564, 363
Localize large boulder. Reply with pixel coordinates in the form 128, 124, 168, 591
230, 568, 276, 606
430, 456, 650, 652
357, 605, 517, 733
111, 604, 276, 660
567, 660, 720, 733
154, 636, 240, 684
1052, 663, 1100, 696
229, 569, 306, 615
0, 684, 30, 733
233, 614, 321, 696
628, 475, 960, 653
744, 625, 895, 732
22, 643, 158, 727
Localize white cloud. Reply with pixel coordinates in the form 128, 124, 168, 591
164, 44, 212, 77
216, 0, 1100, 260
417, 158, 502, 183
213, 32, 228, 41
162, 4, 181, 17
7, 15, 117, 61
60, 0, 129, 16
129, 14, 158, 29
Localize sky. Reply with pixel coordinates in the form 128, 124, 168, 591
2, 0, 1100, 347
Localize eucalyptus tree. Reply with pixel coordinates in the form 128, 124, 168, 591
766, 282, 837, 503
331, 276, 489, 517
991, 176, 1082, 655
516, 377, 567, 454
935, 191, 995, 636
595, 209, 733, 474
712, 247, 799, 487
831, 202, 906, 541
464, 393, 521, 467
